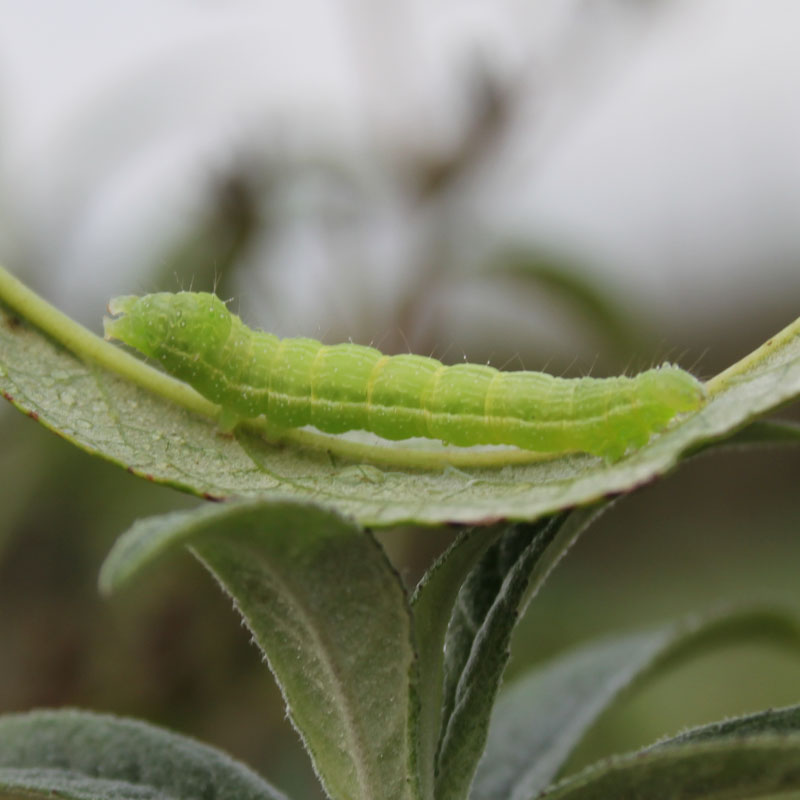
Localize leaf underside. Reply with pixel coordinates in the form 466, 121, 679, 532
656, 703, 800, 747
406, 508, 604, 800
2, 299, 799, 526
473, 608, 800, 800
434, 516, 558, 800
100, 498, 418, 800
101, 501, 610, 800
542, 736, 800, 800
410, 523, 513, 800
0, 708, 286, 800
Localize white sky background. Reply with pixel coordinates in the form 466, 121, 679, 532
463, 0, 800, 324
0, 0, 798, 361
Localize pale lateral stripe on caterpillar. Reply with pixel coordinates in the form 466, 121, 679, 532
103, 292, 706, 461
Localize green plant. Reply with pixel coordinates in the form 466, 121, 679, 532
1, 263, 800, 800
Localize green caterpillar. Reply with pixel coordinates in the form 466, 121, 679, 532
104, 292, 706, 461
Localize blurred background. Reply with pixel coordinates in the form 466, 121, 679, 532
1, 0, 799, 797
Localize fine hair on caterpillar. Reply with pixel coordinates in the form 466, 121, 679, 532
104, 291, 707, 461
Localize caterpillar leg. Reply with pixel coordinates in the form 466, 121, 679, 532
217, 408, 241, 433
600, 441, 628, 463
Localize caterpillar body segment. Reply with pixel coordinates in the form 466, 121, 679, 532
104, 292, 706, 460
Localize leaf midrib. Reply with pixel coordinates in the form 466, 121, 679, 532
199, 542, 379, 800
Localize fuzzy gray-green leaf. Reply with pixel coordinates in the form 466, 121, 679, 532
541, 737, 800, 800
0, 708, 285, 800
434, 507, 604, 800
100, 499, 418, 800
654, 704, 800, 748
410, 525, 506, 800
472, 608, 800, 800
0, 770, 168, 800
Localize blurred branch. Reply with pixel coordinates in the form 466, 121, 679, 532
415, 66, 512, 200
152, 165, 264, 297
489, 248, 649, 360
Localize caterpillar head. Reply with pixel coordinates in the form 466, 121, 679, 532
104, 292, 232, 365
644, 364, 707, 414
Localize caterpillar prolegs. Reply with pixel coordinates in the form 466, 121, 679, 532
104, 292, 706, 461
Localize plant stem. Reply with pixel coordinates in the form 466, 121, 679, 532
0, 263, 217, 418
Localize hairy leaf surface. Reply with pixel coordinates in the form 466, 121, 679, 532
410, 525, 507, 800
0, 709, 285, 800
100, 499, 418, 800
432, 508, 604, 800
653, 703, 800, 748
472, 609, 800, 800
541, 737, 800, 800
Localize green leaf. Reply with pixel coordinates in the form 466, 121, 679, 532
2, 266, 800, 527
654, 704, 800, 747
0, 708, 286, 800
0, 771, 166, 800
410, 525, 507, 800
472, 609, 800, 800
433, 507, 605, 800
540, 737, 800, 800
100, 499, 418, 800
